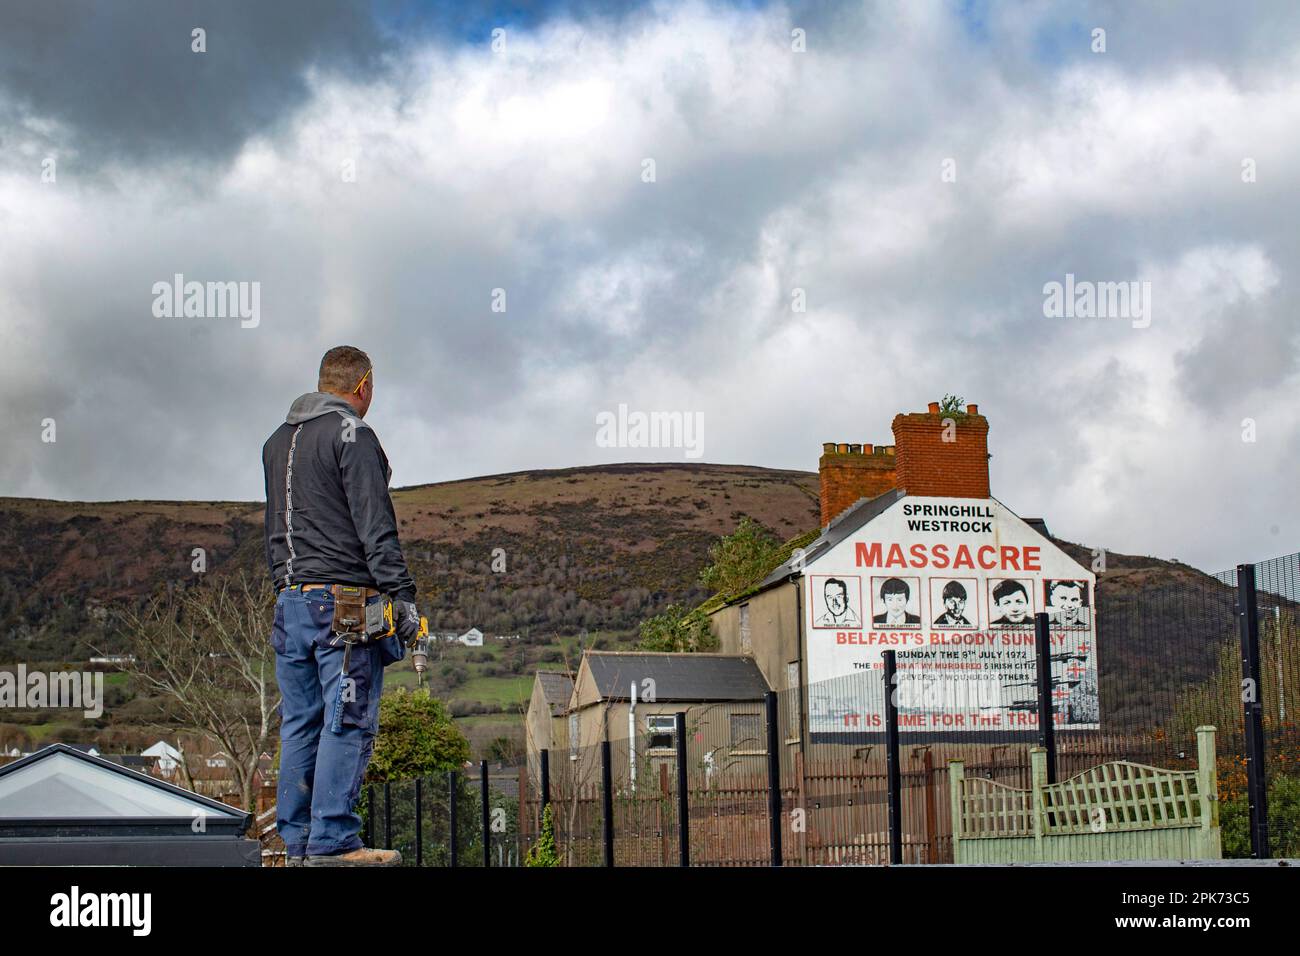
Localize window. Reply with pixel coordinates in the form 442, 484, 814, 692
646, 715, 676, 751
739, 604, 752, 654
730, 713, 763, 753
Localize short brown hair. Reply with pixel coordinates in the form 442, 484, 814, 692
318, 346, 372, 394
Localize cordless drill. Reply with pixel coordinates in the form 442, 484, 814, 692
377, 600, 430, 685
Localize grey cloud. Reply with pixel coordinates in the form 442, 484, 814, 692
0, 0, 389, 173
1174, 290, 1299, 413
1, 0, 1300, 577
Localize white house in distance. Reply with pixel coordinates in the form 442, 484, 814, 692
430, 627, 499, 647
142, 740, 182, 774
88, 654, 136, 666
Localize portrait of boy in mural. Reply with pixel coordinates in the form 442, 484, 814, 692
872, 576, 921, 627
814, 576, 862, 628
932, 579, 975, 627
1045, 579, 1091, 627
989, 579, 1034, 627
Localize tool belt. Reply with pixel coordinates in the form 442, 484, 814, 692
302, 584, 391, 737
291, 583, 391, 644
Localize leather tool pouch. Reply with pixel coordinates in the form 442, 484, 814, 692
330, 585, 367, 638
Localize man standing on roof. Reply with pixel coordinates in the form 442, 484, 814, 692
262, 346, 424, 867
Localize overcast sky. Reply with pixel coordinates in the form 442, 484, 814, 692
1, 0, 1297, 572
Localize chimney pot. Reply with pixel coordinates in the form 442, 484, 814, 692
927, 402, 941, 414
892, 406, 990, 498
822, 442, 836, 454
967, 404, 978, 415
818, 437, 899, 526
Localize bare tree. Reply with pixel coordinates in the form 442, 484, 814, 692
110, 574, 279, 812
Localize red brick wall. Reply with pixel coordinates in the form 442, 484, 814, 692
818, 443, 897, 526
891, 404, 990, 498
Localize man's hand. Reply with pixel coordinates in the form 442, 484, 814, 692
393, 600, 423, 646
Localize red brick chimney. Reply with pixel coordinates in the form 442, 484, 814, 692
818, 442, 897, 526
892, 402, 990, 498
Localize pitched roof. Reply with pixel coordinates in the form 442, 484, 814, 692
0, 743, 249, 823
536, 670, 575, 714
142, 741, 182, 759
697, 525, 823, 615
582, 652, 770, 702
100, 754, 153, 769
700, 491, 1062, 615
714, 489, 906, 608
1023, 517, 1051, 537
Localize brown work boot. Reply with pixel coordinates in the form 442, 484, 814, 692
306, 846, 402, 867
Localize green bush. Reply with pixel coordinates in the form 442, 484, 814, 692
367, 688, 470, 782
1219, 773, 1300, 858
638, 603, 715, 652
938, 394, 967, 417
439, 663, 469, 687
525, 804, 560, 867
698, 516, 781, 602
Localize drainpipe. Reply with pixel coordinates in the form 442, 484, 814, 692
628, 680, 637, 794
792, 576, 806, 749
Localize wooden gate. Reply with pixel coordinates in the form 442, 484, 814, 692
950, 726, 1221, 863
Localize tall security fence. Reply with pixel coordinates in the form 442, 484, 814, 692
274, 550, 1298, 866
1212, 554, 1299, 857
259, 764, 526, 867
516, 550, 1299, 865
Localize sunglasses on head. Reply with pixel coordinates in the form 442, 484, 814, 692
353, 367, 372, 394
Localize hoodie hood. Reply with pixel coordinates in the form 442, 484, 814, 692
286, 391, 361, 425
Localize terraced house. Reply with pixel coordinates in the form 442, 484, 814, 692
705, 403, 1098, 762
529, 403, 1099, 785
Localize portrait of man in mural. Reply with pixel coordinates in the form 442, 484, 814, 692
932, 579, 975, 627
1045, 579, 1091, 627
872, 576, 921, 626
814, 576, 862, 628
989, 579, 1034, 627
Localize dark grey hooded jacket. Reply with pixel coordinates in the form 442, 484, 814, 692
262, 392, 416, 602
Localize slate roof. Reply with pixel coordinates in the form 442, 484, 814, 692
752, 488, 906, 594
100, 754, 154, 770
536, 670, 575, 715
1023, 518, 1051, 537
583, 652, 770, 702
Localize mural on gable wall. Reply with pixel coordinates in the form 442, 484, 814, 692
805, 497, 1098, 742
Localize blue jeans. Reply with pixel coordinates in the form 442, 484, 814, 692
272, 586, 404, 858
